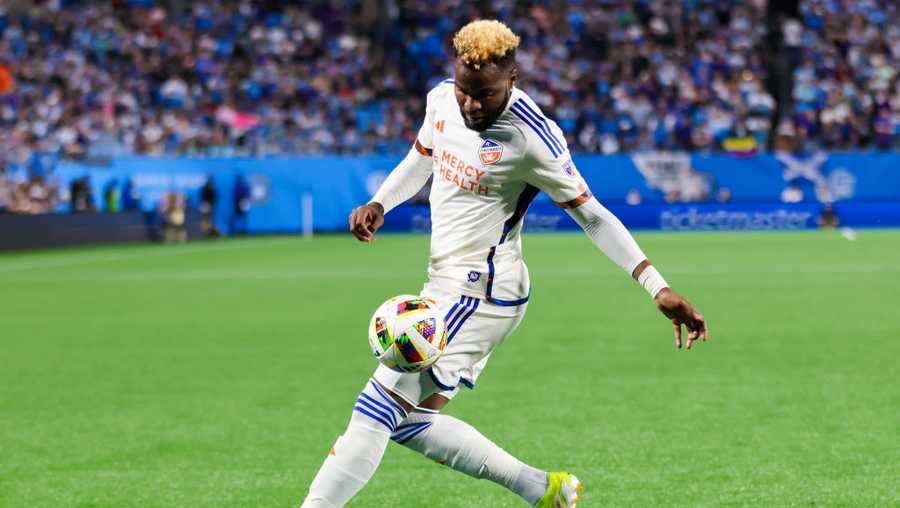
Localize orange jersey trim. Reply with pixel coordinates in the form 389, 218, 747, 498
555, 190, 593, 209
415, 139, 433, 156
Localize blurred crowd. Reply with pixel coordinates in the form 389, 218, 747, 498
0, 0, 897, 171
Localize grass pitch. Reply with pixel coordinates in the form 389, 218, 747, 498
1, 230, 898, 507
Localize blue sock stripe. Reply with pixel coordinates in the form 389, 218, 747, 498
362, 384, 406, 419
390, 421, 431, 441
395, 422, 433, 444
356, 398, 397, 432
355, 398, 397, 429
367, 380, 408, 417
515, 99, 564, 153
353, 406, 395, 431
391, 422, 431, 442
357, 393, 398, 428
393, 421, 430, 433
445, 297, 472, 330
391, 426, 426, 443
447, 298, 479, 345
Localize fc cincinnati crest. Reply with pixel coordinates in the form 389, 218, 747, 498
478, 139, 503, 165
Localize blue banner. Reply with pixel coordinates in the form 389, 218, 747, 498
45, 152, 900, 234
381, 201, 900, 232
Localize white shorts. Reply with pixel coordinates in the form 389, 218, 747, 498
373, 282, 528, 406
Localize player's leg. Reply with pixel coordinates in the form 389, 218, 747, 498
300, 289, 462, 507
301, 290, 578, 507
388, 297, 581, 506
391, 393, 551, 506
394, 406, 582, 507
300, 377, 413, 508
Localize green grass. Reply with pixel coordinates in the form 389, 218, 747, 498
1, 231, 898, 507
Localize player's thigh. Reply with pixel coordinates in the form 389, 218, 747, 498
373, 288, 527, 406
429, 298, 528, 391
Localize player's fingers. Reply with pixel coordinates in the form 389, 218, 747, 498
350, 210, 369, 232
686, 327, 699, 350
688, 326, 699, 340
372, 213, 385, 231
673, 322, 682, 349
364, 215, 379, 238
698, 315, 709, 342
352, 222, 372, 242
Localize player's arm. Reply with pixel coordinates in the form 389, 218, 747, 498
563, 197, 708, 349
350, 92, 438, 242
349, 142, 433, 242
520, 127, 708, 349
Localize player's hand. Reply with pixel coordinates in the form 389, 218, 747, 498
348, 202, 385, 242
654, 288, 708, 350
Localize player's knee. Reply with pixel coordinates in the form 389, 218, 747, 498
324, 430, 389, 477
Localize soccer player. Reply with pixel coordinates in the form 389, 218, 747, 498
301, 20, 708, 507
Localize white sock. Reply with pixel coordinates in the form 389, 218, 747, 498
301, 379, 408, 508
392, 409, 549, 505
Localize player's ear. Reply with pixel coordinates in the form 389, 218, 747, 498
508, 66, 518, 89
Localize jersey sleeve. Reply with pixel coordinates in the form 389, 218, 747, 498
414, 83, 448, 156
517, 109, 592, 209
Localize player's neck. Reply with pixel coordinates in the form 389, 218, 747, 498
498, 88, 514, 117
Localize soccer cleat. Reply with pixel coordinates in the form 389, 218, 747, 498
535, 472, 583, 508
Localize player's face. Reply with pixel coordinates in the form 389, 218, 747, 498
453, 59, 517, 131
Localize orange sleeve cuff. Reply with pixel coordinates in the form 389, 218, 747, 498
555, 190, 593, 209
415, 139, 433, 156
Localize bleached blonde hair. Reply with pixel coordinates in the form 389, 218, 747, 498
452, 20, 520, 70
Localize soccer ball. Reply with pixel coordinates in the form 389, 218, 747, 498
368, 295, 447, 373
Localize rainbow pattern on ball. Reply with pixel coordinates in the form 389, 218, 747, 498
396, 298, 429, 317
415, 318, 436, 344
373, 317, 392, 351
395, 333, 426, 363
368, 295, 448, 373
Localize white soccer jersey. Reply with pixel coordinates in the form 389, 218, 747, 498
413, 80, 592, 305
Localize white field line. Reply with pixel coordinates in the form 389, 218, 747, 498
0, 239, 294, 274
3, 265, 898, 282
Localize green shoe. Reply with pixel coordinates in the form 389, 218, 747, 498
535, 472, 582, 507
